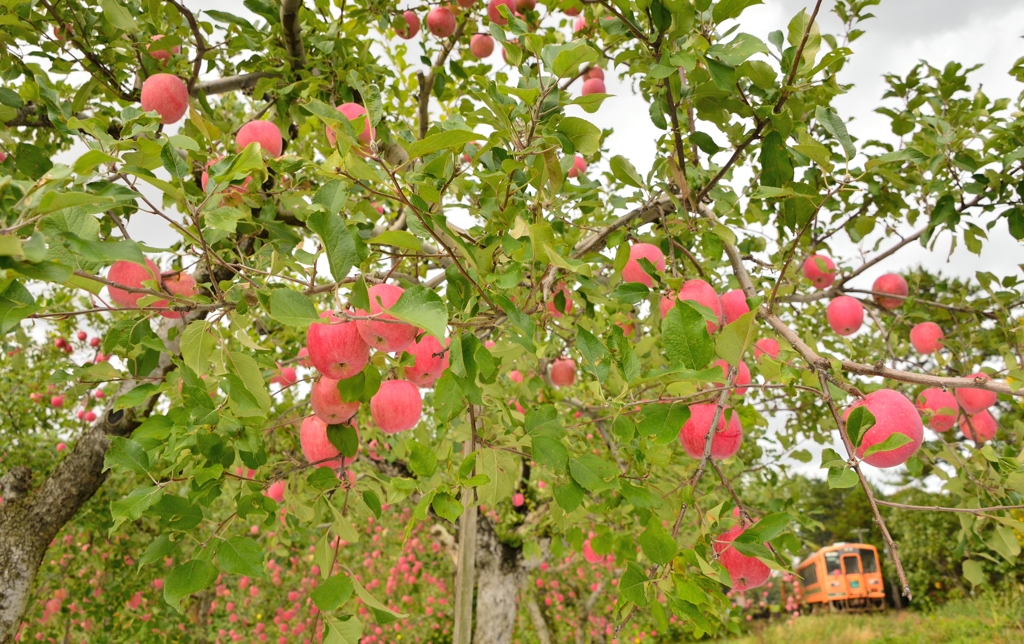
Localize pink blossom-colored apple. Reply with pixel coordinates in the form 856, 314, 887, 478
550, 358, 576, 387
395, 11, 420, 38
909, 322, 944, 354
712, 359, 751, 396
872, 273, 908, 309
488, 0, 516, 24
90, 337, 100, 347
264, 480, 286, 503
107, 259, 161, 308
581, 77, 605, 95
512, 492, 525, 507
306, 311, 371, 380
154, 271, 198, 319
427, 7, 457, 37
325, 103, 375, 148
270, 365, 297, 388
148, 35, 180, 63
470, 34, 495, 58
586, 67, 604, 80
715, 524, 771, 591
355, 283, 418, 353
826, 296, 863, 336
403, 335, 448, 386
621, 243, 665, 287
678, 404, 742, 459
370, 380, 422, 433
955, 372, 996, 414
567, 154, 587, 178
677, 279, 723, 333
844, 389, 923, 468
546, 283, 574, 318
140, 74, 189, 124
509, 370, 523, 383
300, 415, 357, 469
236, 120, 283, 158
960, 410, 997, 443
573, 15, 587, 32
311, 376, 360, 424
915, 387, 958, 432
801, 254, 836, 289
297, 347, 313, 368
85, 411, 96, 422
76, 331, 87, 341
582, 539, 602, 564
720, 289, 750, 325
51, 395, 64, 408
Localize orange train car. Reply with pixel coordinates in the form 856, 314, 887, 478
795, 543, 886, 612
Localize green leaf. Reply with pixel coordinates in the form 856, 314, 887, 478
476, 448, 517, 506
388, 285, 448, 341
638, 403, 690, 444
568, 454, 617, 491
110, 485, 162, 531
323, 615, 363, 644
362, 490, 382, 519
735, 512, 791, 543
557, 116, 601, 155
715, 309, 757, 366
407, 129, 479, 158
311, 574, 355, 612
861, 432, 912, 458
619, 561, 649, 607
553, 477, 585, 512
104, 436, 150, 475
639, 520, 678, 565
865, 147, 928, 170
610, 155, 644, 188
711, 0, 762, 23
531, 433, 569, 473
368, 230, 422, 251
268, 289, 319, 327
828, 466, 858, 489
548, 42, 599, 77
815, 106, 856, 160
987, 526, 1021, 563
962, 559, 986, 587
164, 560, 218, 608
226, 351, 271, 413
180, 321, 215, 375
407, 441, 438, 478
98, 0, 138, 30
350, 575, 408, 624
662, 302, 714, 369
308, 212, 357, 282
113, 383, 160, 410
313, 180, 349, 216
431, 492, 464, 523
845, 406, 876, 449
327, 423, 359, 458
217, 537, 266, 578
160, 142, 190, 179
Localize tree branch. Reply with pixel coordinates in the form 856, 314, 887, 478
280, 0, 307, 69
192, 72, 281, 96
418, 21, 466, 139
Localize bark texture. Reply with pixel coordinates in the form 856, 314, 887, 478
473, 517, 525, 644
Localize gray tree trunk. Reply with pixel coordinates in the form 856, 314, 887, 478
472, 516, 525, 644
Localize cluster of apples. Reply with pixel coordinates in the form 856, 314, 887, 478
802, 253, 915, 337
105, 258, 199, 319
299, 284, 444, 472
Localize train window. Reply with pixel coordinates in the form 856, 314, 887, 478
842, 555, 861, 574
859, 548, 878, 573
825, 552, 842, 575
799, 562, 818, 586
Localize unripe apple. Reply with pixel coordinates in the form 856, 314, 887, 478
714, 523, 771, 591
147, 35, 180, 63
264, 481, 286, 504
621, 243, 665, 287
586, 67, 604, 80
581, 77, 605, 95
843, 389, 923, 468
306, 311, 371, 380
909, 322, 943, 354
325, 103, 375, 148
155, 271, 198, 319
107, 258, 161, 308
403, 335, 448, 386
470, 34, 495, 58
140, 74, 189, 124
826, 296, 863, 336
678, 404, 742, 459
51, 395, 64, 408
395, 11, 421, 38
311, 376, 361, 424
955, 372, 996, 414
960, 410, 997, 443
872, 273, 908, 309
801, 254, 836, 289
677, 279, 724, 333
355, 284, 418, 353
567, 154, 587, 178
915, 387, 957, 432
712, 359, 751, 396
370, 380, 422, 433
427, 7, 457, 37
545, 282, 574, 318
300, 415, 357, 468
719, 289, 750, 325
488, 0, 516, 24
236, 120, 283, 158
76, 331, 87, 341
550, 358, 576, 387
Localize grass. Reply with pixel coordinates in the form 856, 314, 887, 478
727, 593, 1024, 644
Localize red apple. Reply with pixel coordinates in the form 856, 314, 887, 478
550, 358, 576, 387
512, 492, 525, 507
909, 322, 943, 354
54, 337, 66, 349
325, 103, 375, 148
545, 282, 574, 318
395, 11, 421, 38
355, 284, 418, 353
90, 337, 100, 347
236, 120, 283, 158
801, 254, 836, 289
621, 243, 665, 287
488, 0, 516, 24
581, 77, 605, 95
264, 481, 286, 504
509, 370, 523, 383
427, 7, 457, 37
915, 387, 957, 432
586, 67, 604, 80
310, 376, 361, 424
270, 365, 298, 388
960, 410, 997, 443
826, 296, 863, 336
76, 331, 87, 341
370, 380, 422, 433
470, 34, 495, 58
872, 273, 908, 309
148, 35, 181, 63
516, 0, 536, 9
582, 539, 602, 564
573, 15, 587, 32
567, 154, 587, 178
712, 359, 751, 396
720, 289, 750, 325
714, 523, 771, 591
155, 271, 198, 319
140, 74, 189, 124
564, 4, 580, 16
457, 0, 477, 7
297, 347, 313, 367
955, 372, 996, 414
677, 279, 723, 333
678, 403, 742, 459
201, 156, 252, 194
403, 335, 448, 386
844, 389, 923, 468
107, 258, 161, 308
306, 311, 371, 380
84, 411, 96, 422
300, 415, 357, 468
50, 395, 64, 408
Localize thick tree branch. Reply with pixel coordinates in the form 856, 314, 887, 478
418, 21, 466, 139
192, 72, 281, 96
280, 0, 307, 69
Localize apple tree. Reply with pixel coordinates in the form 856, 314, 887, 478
1, 0, 1024, 642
